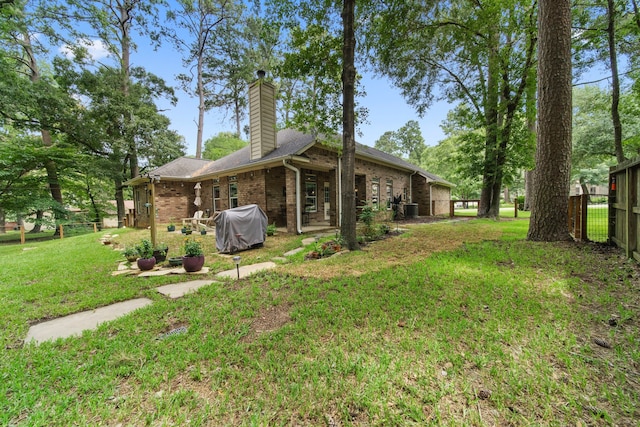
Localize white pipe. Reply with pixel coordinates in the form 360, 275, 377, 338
338, 157, 342, 227
283, 159, 303, 234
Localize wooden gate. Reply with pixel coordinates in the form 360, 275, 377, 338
609, 158, 640, 259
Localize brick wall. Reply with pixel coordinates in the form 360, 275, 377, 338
133, 143, 450, 230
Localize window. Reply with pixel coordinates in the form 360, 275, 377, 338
305, 182, 317, 212
229, 183, 238, 208
386, 181, 393, 209
372, 179, 380, 210
213, 185, 221, 212
324, 182, 330, 203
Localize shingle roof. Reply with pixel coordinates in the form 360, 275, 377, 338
147, 128, 452, 187
149, 156, 213, 179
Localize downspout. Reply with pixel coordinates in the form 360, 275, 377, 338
283, 159, 303, 234
338, 156, 342, 227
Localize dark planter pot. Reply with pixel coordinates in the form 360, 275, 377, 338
182, 255, 205, 272
137, 257, 156, 271
167, 225, 176, 232
168, 256, 183, 267
200, 230, 207, 235
181, 227, 187, 234
153, 249, 168, 263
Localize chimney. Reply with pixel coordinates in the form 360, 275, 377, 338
249, 70, 276, 160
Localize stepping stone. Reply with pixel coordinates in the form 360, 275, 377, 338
283, 247, 304, 257
168, 266, 210, 275
156, 280, 218, 299
111, 270, 137, 276
25, 298, 153, 344
139, 269, 173, 277
215, 261, 276, 279
301, 237, 317, 246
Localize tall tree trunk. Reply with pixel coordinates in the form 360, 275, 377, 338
196, 52, 205, 159
29, 210, 43, 233
341, 0, 358, 250
478, 30, 500, 218
607, 0, 624, 163
235, 98, 242, 138
115, 178, 126, 228
0, 207, 5, 234
527, 0, 573, 241
524, 170, 533, 211
22, 31, 65, 232
118, 1, 139, 178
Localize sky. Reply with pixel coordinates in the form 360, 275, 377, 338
106, 37, 453, 157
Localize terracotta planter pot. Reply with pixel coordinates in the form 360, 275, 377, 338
182, 255, 205, 272
137, 257, 156, 271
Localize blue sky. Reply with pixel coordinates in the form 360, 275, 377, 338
125, 38, 452, 156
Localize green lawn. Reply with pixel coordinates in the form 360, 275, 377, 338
1, 220, 638, 425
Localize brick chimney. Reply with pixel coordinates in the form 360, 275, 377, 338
249, 70, 276, 160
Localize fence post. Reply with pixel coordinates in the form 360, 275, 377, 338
514, 201, 518, 218
93, 223, 97, 233
568, 196, 575, 236
580, 194, 588, 240
449, 200, 455, 217
20, 225, 25, 245
59, 224, 64, 239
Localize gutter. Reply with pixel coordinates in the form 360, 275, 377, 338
283, 159, 303, 234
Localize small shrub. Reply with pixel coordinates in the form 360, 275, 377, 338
135, 239, 154, 259
266, 223, 277, 236
183, 238, 204, 257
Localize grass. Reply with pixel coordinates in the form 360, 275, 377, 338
1, 219, 639, 425
453, 203, 531, 219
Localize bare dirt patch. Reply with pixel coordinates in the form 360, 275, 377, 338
240, 303, 292, 343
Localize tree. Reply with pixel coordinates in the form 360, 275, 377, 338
374, 120, 426, 164
527, 0, 573, 241
165, 0, 237, 159
573, 0, 640, 164
364, 0, 537, 218
0, 1, 74, 226
59, 0, 176, 226
202, 131, 247, 160
267, 0, 366, 250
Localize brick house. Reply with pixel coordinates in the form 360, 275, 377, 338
126, 75, 453, 234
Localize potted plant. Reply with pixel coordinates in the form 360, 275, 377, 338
153, 242, 169, 262
183, 224, 193, 235
167, 219, 176, 232
182, 238, 205, 272
123, 246, 138, 262
135, 238, 156, 271
200, 226, 207, 235
266, 223, 277, 236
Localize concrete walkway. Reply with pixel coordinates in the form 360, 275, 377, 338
25, 261, 279, 344
24, 235, 324, 344
25, 298, 153, 344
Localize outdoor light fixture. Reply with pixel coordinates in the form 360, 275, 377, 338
233, 256, 241, 279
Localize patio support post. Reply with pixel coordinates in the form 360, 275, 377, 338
283, 160, 302, 234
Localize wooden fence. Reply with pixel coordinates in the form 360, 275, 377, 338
609, 158, 640, 259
